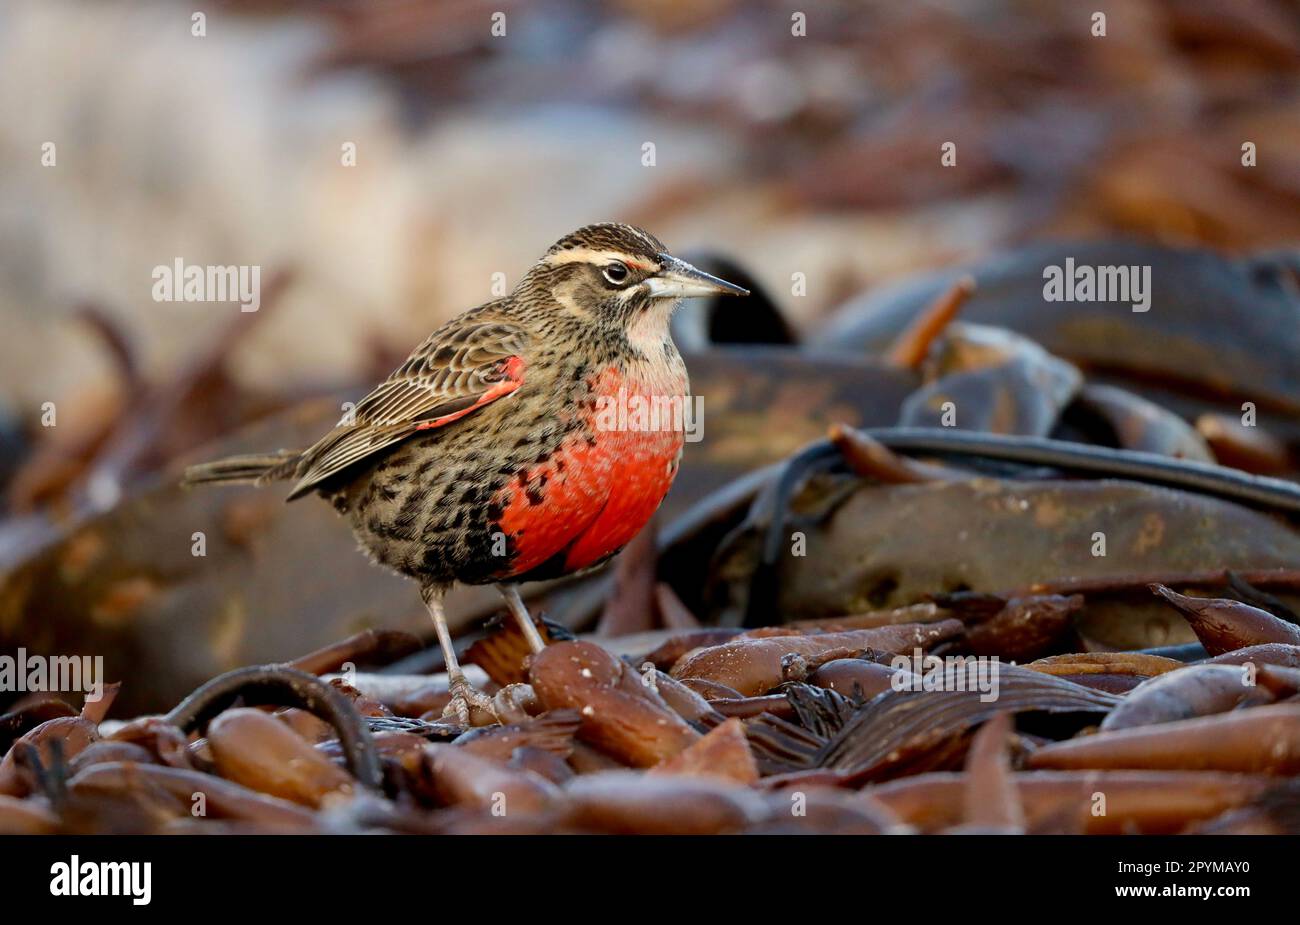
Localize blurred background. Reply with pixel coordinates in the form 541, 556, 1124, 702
3, 0, 1300, 712
5, 0, 1300, 417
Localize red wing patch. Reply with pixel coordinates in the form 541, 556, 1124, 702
414, 355, 525, 431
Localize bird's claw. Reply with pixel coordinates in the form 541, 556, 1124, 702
441, 676, 497, 727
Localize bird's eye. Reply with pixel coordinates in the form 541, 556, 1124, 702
602, 262, 630, 285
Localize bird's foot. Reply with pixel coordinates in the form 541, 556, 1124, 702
441, 675, 498, 727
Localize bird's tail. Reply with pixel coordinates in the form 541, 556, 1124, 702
181, 450, 301, 488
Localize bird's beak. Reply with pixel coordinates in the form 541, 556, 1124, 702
645, 254, 750, 299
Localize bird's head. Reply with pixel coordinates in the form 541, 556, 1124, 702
520, 223, 748, 340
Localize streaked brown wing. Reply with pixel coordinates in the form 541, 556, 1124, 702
286, 318, 528, 499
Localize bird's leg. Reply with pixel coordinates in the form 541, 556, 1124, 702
497, 583, 547, 655
422, 588, 495, 726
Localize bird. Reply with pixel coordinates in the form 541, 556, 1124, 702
182, 223, 749, 724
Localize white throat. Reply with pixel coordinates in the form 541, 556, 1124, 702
626, 297, 678, 355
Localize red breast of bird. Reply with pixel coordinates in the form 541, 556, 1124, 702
492, 362, 687, 578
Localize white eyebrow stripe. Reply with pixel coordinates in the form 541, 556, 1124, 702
544, 248, 659, 271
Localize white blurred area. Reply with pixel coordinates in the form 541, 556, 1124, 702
0, 2, 716, 415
